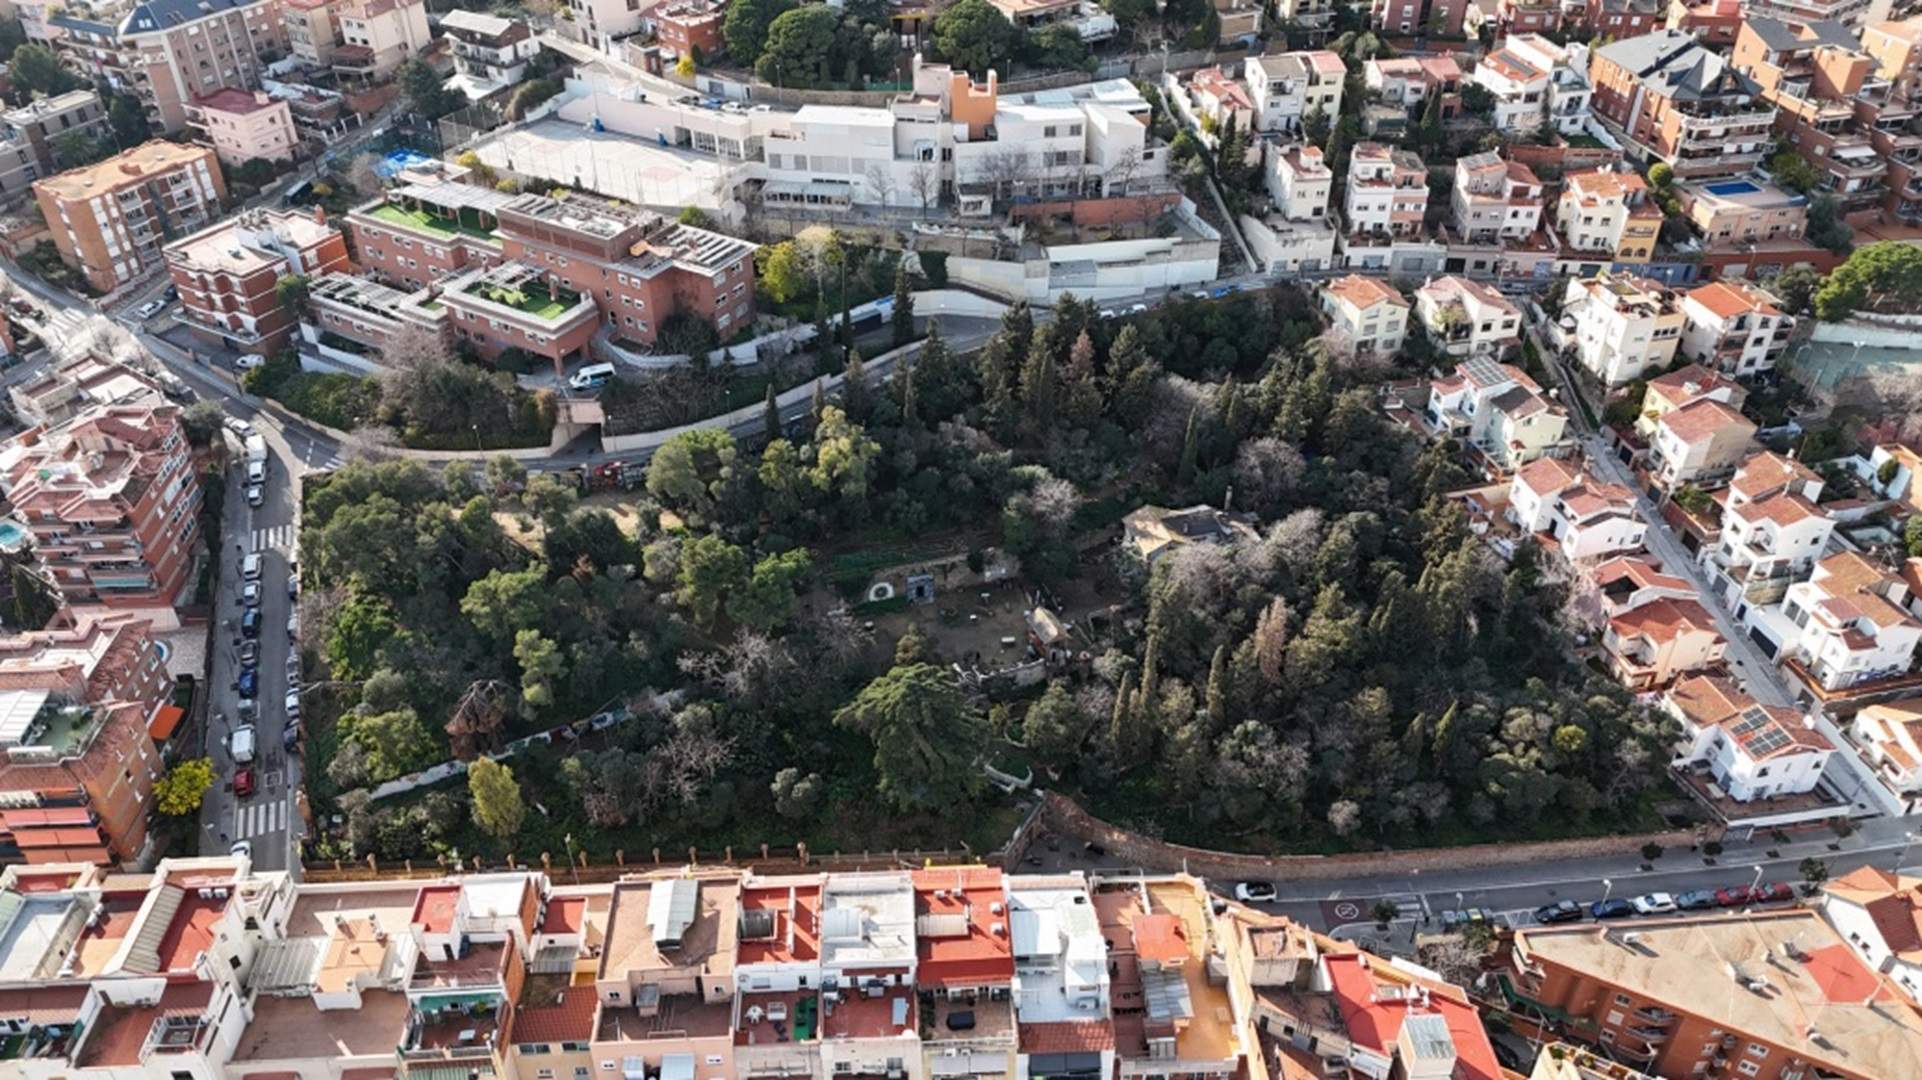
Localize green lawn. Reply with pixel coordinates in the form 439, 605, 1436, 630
471, 282, 579, 320
367, 203, 501, 245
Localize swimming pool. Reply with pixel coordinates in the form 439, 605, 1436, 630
1704, 180, 1762, 197
0, 520, 26, 549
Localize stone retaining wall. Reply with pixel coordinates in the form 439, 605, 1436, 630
1020, 792, 1719, 882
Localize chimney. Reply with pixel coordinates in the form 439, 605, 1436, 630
313, 205, 327, 225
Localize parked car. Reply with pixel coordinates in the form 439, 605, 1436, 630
1754, 882, 1795, 903
246, 460, 266, 485
1442, 908, 1492, 930
283, 724, 300, 752
286, 612, 299, 641
230, 839, 252, 860
238, 640, 259, 666
246, 485, 263, 507
230, 724, 257, 764
235, 353, 266, 370
1631, 893, 1677, 915
1590, 898, 1635, 920
240, 580, 261, 606
133, 298, 167, 319
1533, 900, 1583, 924
1676, 889, 1718, 911
236, 669, 257, 697
223, 416, 253, 437
163, 285, 178, 302
242, 553, 262, 580
240, 608, 261, 639
1234, 881, 1277, 903
284, 689, 300, 719
1715, 886, 1756, 907
1126, 303, 1148, 315
232, 765, 255, 797
287, 576, 298, 599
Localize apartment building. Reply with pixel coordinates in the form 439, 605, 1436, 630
1679, 279, 1796, 375
1862, 16, 1922, 226
8, 353, 167, 430
1866, 16, 1922, 98
1818, 865, 1922, 1003
164, 206, 351, 355
1588, 30, 1778, 178
334, 0, 432, 83
1275, 0, 1336, 26
443, 10, 540, 95
1649, 397, 1757, 487
1748, 0, 1876, 28
655, 0, 727, 61
1450, 151, 1545, 244
1734, 17, 1891, 213
1008, 873, 1115, 1080
186, 88, 297, 167
1666, 0, 1745, 45
283, 0, 344, 67
1091, 876, 1248, 1080
1665, 674, 1832, 797
1243, 50, 1346, 134
0, 401, 200, 611
1414, 274, 1520, 358
1633, 362, 1747, 440
0, 92, 108, 197
51, 0, 289, 134
1556, 168, 1662, 265
1474, 37, 1588, 134
1343, 141, 1427, 239
1674, 176, 1808, 248
348, 180, 514, 291
1575, 0, 1664, 36
567, 0, 650, 49
1561, 272, 1683, 387
1426, 356, 1570, 471
1321, 273, 1409, 357
31, 141, 225, 295
1508, 456, 1648, 560
0, 615, 170, 863
1605, 595, 1725, 689
1372, 0, 1468, 36
1187, 68, 1256, 133
1506, 910, 1922, 1080
1847, 698, 1922, 794
1499, 0, 1563, 34
1214, 0, 1263, 44
1264, 144, 1332, 222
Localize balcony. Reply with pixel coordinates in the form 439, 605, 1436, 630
401, 993, 504, 1062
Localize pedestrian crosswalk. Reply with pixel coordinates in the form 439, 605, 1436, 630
235, 800, 286, 840
251, 524, 296, 552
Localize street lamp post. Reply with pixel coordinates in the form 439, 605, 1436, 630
1601, 878, 1613, 904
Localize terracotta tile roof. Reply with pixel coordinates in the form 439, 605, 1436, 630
1658, 397, 1754, 446
1591, 555, 1690, 594
1609, 596, 1721, 646
542, 895, 586, 934
1565, 168, 1650, 203
1812, 552, 1920, 631
1515, 455, 1582, 496
1324, 953, 1502, 1080
1731, 451, 1820, 499
0, 985, 87, 1025
1665, 674, 1830, 758
1020, 1020, 1117, 1053
1731, 492, 1823, 529
1687, 279, 1783, 321
1647, 362, 1738, 406
510, 989, 598, 1045
1324, 274, 1408, 311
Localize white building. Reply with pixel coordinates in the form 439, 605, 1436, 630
1508, 456, 1647, 560
1706, 451, 1833, 606
1560, 271, 1684, 386
1851, 700, 1922, 797
1665, 674, 1834, 801
1679, 279, 1795, 376
1755, 552, 1922, 693
1265, 144, 1332, 222
1820, 866, 1922, 1005
1244, 50, 1346, 133
1320, 273, 1409, 357
1473, 44, 1554, 133
1344, 142, 1428, 239
1008, 873, 1115, 1080
1425, 355, 1569, 470
1633, 362, 1748, 440
1649, 397, 1758, 488
1556, 168, 1662, 264
1499, 34, 1593, 133
1414, 274, 1521, 358
1449, 151, 1545, 243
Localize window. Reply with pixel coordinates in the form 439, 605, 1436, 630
1605, 1011, 1624, 1026
1735, 1064, 1759, 1078
1746, 1045, 1768, 1059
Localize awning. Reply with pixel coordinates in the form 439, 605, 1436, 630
149, 705, 185, 741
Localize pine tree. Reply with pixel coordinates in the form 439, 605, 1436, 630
1061, 329, 1102, 427
1139, 630, 1161, 704
1400, 711, 1428, 778
1110, 670, 1135, 758
999, 300, 1034, 352
810, 376, 827, 422
978, 335, 1015, 426
891, 259, 915, 347
1204, 644, 1229, 733
897, 352, 918, 427
841, 350, 869, 422
917, 319, 951, 415
1176, 405, 1201, 486
1018, 326, 1058, 437
762, 381, 781, 444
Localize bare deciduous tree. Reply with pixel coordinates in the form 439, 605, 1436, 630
909, 160, 940, 215
863, 163, 899, 209
378, 322, 450, 370
1108, 144, 1143, 196
1252, 596, 1290, 685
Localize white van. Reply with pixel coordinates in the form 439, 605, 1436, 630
568, 363, 615, 392
231, 724, 257, 764
242, 553, 262, 580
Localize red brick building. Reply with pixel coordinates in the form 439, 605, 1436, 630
165, 207, 351, 356
0, 402, 200, 612
344, 180, 514, 291
1497, 0, 1561, 35
654, 0, 726, 60
1507, 911, 1922, 1080
1665, 0, 1745, 47
1577, 0, 1664, 38
1589, 29, 1777, 178
0, 615, 170, 864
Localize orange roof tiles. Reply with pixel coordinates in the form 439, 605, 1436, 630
1658, 397, 1754, 445
1324, 953, 1502, 1080
1515, 455, 1582, 496
1731, 451, 1820, 499
1813, 552, 1920, 631
1020, 1020, 1118, 1053
1566, 168, 1650, 203
1687, 279, 1783, 321
1609, 597, 1720, 646
1592, 555, 1690, 593
1325, 273, 1408, 310
1803, 942, 1893, 1003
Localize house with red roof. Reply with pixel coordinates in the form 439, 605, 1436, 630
1665, 674, 1833, 803
1605, 597, 1726, 690
1705, 451, 1832, 607
1649, 397, 1758, 489
1820, 866, 1922, 1004
1508, 456, 1648, 562
1679, 279, 1796, 377
1762, 551, 1922, 695
1850, 697, 1922, 796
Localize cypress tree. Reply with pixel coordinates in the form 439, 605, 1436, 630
762, 381, 781, 444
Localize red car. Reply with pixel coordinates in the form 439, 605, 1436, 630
233, 767, 255, 798
1754, 882, 1796, 903
1714, 886, 1755, 907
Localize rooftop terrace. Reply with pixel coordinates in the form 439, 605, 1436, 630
232, 990, 410, 1061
